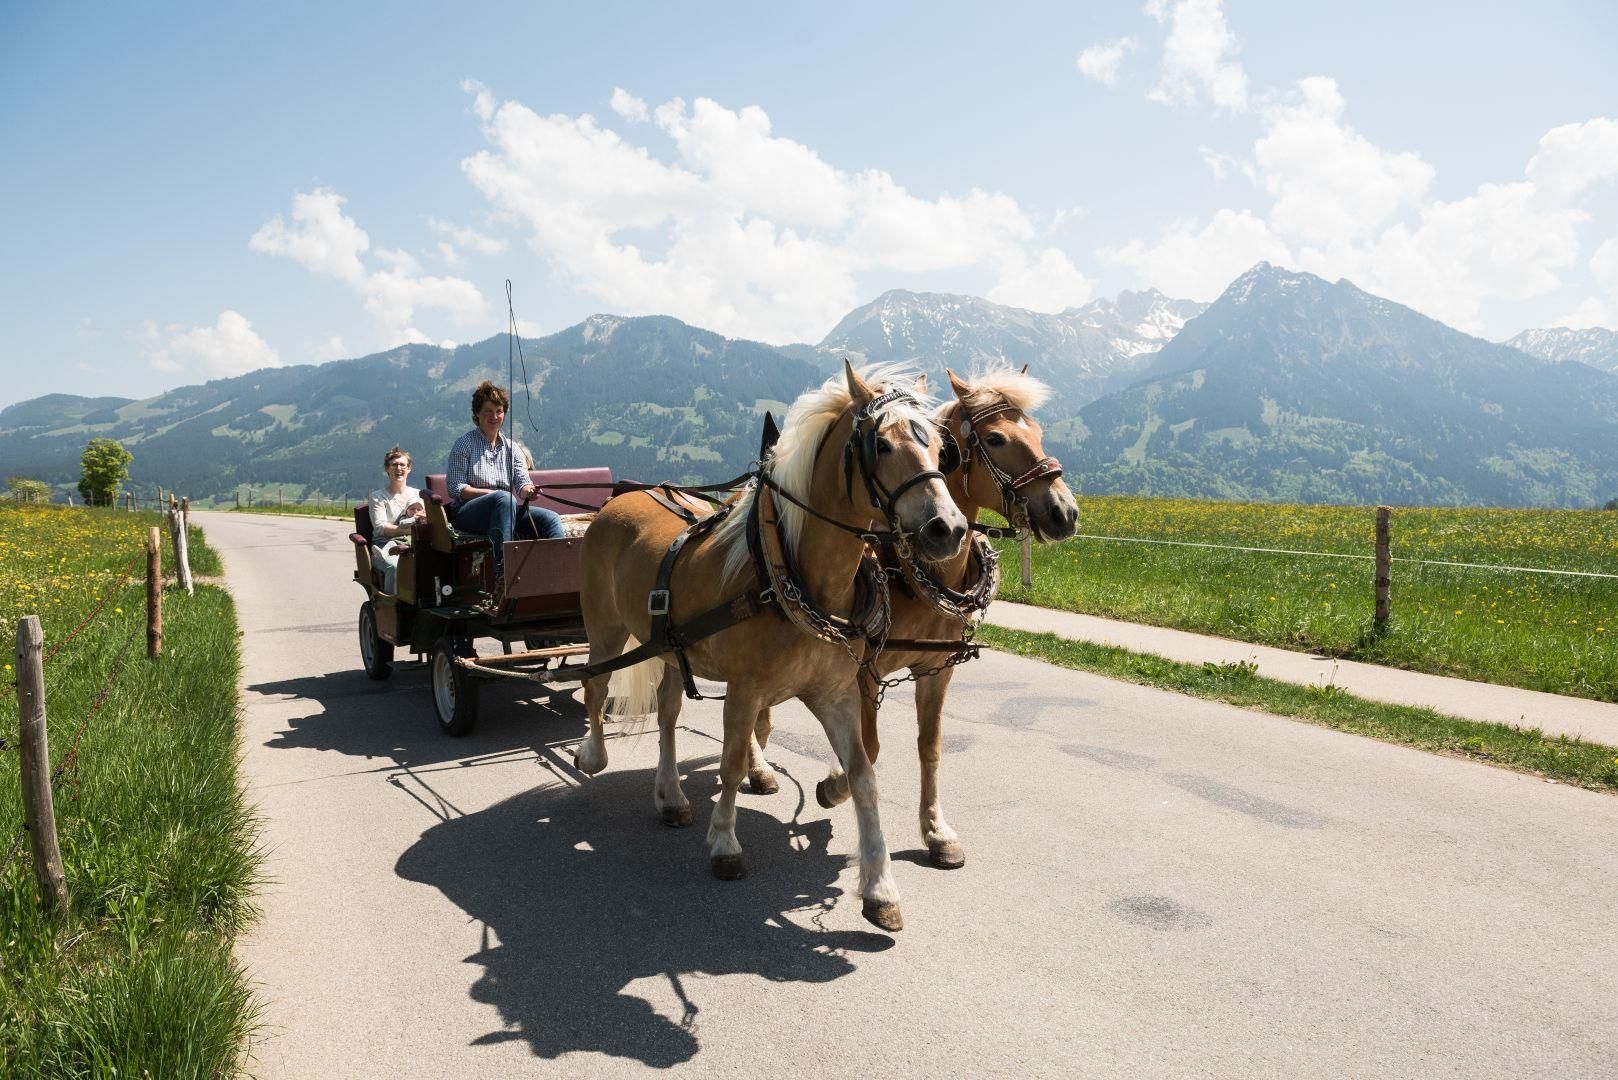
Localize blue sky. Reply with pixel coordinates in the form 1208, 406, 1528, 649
3, 0, 1616, 408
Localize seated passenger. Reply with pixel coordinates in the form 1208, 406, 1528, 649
446, 380, 563, 580
368, 445, 425, 594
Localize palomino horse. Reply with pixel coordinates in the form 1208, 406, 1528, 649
748, 364, 1078, 867
575, 362, 968, 931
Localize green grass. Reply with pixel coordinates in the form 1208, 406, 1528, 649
996, 495, 1618, 702
0, 504, 259, 1077
979, 624, 1618, 793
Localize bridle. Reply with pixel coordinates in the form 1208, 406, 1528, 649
762, 387, 947, 560
945, 398, 1063, 538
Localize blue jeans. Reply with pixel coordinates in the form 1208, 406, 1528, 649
451, 490, 563, 578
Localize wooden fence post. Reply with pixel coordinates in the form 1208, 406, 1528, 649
168, 498, 194, 595
1374, 505, 1392, 629
16, 615, 69, 913
235, 489, 241, 509
343, 493, 348, 512
278, 486, 283, 506
147, 527, 163, 657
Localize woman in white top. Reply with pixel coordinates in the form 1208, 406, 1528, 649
367, 445, 425, 594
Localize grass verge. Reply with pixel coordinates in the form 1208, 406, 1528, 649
1, 504, 259, 1077
978, 623, 1618, 794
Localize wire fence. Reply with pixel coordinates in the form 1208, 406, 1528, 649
1, 529, 170, 896
1064, 532, 1618, 581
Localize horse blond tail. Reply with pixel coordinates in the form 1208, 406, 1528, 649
604, 636, 664, 733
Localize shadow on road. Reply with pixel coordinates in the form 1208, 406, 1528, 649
247, 667, 585, 769
395, 761, 893, 1067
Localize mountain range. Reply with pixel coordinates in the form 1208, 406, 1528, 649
1062, 264, 1618, 506
3, 268, 1616, 508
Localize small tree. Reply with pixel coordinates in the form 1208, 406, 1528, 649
78, 438, 133, 507
5, 476, 52, 503
1605, 498, 1618, 511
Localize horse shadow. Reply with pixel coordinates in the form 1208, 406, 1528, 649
394, 761, 893, 1067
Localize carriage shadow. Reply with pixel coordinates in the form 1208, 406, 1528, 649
247, 667, 586, 769
395, 761, 893, 1067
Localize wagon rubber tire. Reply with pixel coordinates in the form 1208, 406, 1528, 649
359, 601, 393, 680
431, 637, 479, 737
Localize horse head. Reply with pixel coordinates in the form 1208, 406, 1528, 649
841, 360, 968, 563
944, 367, 1078, 542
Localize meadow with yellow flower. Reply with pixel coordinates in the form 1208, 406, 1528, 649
999, 495, 1618, 702
0, 503, 256, 1076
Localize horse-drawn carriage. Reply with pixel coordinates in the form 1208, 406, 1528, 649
349, 466, 615, 736
347, 362, 1077, 930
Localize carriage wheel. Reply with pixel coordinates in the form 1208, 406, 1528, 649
431, 636, 479, 737
359, 601, 393, 680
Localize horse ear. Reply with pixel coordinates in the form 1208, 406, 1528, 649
914, 372, 928, 394
759, 412, 781, 458
843, 357, 873, 404
946, 369, 972, 401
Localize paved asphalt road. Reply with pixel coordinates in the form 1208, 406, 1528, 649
206, 512, 1618, 1079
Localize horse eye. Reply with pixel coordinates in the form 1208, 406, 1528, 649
875, 437, 894, 454
985, 432, 1008, 447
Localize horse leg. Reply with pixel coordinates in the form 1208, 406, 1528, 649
653, 664, 693, 827
746, 708, 779, 795
708, 689, 762, 880
816, 673, 878, 809
808, 688, 902, 931
914, 667, 964, 869
574, 624, 628, 776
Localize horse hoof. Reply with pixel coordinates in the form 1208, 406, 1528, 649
928, 840, 966, 869
660, 805, 693, 828
815, 778, 840, 809
862, 899, 904, 932
747, 771, 779, 796
711, 854, 749, 881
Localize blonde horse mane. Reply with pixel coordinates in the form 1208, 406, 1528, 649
953, 362, 1053, 415
715, 362, 935, 584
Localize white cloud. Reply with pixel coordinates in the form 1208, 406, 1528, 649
311, 335, 349, 361
1098, 208, 1291, 300
1145, 0, 1248, 113
1525, 118, 1618, 200
426, 216, 507, 254
141, 311, 281, 378
249, 188, 369, 282
251, 189, 490, 346
1557, 235, 1618, 328
1356, 181, 1587, 330
987, 248, 1096, 311
1076, 38, 1136, 87
460, 87, 1089, 340
610, 87, 649, 123
1254, 77, 1434, 252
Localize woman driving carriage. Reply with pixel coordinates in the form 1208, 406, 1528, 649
445, 380, 563, 578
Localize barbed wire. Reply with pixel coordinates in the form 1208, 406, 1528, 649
1059, 532, 1618, 581
0, 827, 25, 881
50, 615, 141, 790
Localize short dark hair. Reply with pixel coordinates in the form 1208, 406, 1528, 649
471, 380, 510, 420
383, 445, 411, 468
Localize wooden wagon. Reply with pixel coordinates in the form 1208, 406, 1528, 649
348, 467, 614, 736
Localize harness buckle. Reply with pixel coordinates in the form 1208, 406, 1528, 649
647, 589, 671, 616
